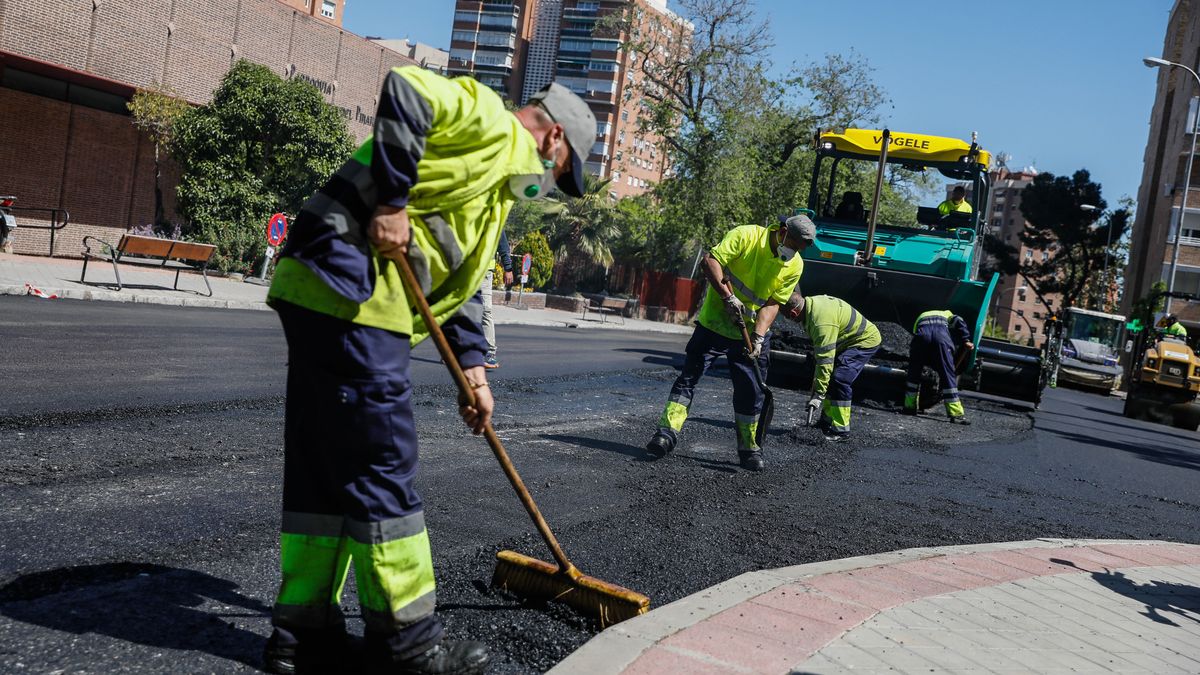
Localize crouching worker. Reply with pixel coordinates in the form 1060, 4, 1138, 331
264, 67, 595, 675
904, 310, 974, 424
782, 292, 880, 441
645, 215, 813, 471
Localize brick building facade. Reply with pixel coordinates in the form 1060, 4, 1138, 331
1127, 0, 1200, 326
981, 170, 1062, 347
0, 0, 413, 257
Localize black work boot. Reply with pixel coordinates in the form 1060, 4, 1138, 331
382, 640, 490, 675
738, 450, 764, 472
645, 429, 677, 458
949, 415, 971, 425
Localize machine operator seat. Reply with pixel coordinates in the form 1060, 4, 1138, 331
834, 191, 865, 222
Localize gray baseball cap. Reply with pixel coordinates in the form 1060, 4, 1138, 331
527, 82, 596, 198
784, 214, 817, 243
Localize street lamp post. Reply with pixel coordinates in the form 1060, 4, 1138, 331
1144, 56, 1200, 314
1081, 204, 1112, 310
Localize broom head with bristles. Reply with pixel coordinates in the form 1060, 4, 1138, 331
492, 550, 650, 627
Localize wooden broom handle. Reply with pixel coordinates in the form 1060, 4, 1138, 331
393, 254, 577, 576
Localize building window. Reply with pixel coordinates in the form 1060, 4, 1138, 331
1025, 249, 1033, 259
1042, 251, 1049, 261
621, 111, 629, 121
321, 0, 336, 18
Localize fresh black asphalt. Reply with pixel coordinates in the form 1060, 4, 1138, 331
0, 296, 1197, 673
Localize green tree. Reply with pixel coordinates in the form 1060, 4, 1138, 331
545, 175, 620, 264
513, 229, 554, 289
610, 0, 891, 270
171, 60, 353, 273
127, 85, 190, 230
982, 170, 1130, 316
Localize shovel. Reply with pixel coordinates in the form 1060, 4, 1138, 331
734, 315, 774, 447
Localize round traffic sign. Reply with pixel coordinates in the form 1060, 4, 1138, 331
521, 253, 532, 275
267, 213, 288, 246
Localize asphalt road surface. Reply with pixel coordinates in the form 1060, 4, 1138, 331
1, 296, 1198, 673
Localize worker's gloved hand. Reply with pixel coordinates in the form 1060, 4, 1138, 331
806, 395, 824, 414
723, 294, 746, 323
458, 366, 494, 435
964, 341, 975, 352
369, 205, 411, 260
746, 332, 765, 360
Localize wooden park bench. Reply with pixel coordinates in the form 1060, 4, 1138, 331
81, 234, 217, 297
582, 295, 635, 325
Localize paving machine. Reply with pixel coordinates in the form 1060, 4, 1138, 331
768, 129, 1047, 408
1054, 307, 1126, 395
1123, 291, 1200, 430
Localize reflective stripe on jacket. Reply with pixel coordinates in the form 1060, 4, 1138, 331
913, 309, 971, 345
269, 66, 544, 343
805, 295, 881, 397
696, 225, 803, 340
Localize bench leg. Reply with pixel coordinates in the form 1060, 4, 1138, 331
111, 257, 122, 291
80, 257, 88, 284
200, 267, 213, 297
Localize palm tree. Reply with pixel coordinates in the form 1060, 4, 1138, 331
543, 174, 621, 289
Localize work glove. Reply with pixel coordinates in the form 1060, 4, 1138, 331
805, 394, 824, 426
746, 332, 765, 360
723, 294, 746, 324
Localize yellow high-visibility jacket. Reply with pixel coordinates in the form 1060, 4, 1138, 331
269, 66, 544, 345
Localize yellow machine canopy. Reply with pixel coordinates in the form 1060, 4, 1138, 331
819, 129, 992, 169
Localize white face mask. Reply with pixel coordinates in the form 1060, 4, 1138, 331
778, 245, 797, 262
509, 144, 559, 200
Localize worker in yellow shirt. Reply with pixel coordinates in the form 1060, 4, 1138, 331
938, 185, 973, 216
645, 215, 813, 471
264, 69, 594, 675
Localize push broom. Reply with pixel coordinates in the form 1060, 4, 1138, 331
395, 254, 650, 627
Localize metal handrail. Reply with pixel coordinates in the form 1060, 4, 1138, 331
9, 206, 70, 257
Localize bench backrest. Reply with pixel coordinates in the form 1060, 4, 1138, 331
169, 241, 217, 263
600, 297, 628, 309
119, 235, 174, 257
118, 235, 216, 263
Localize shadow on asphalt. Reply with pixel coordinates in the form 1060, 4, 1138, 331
614, 348, 685, 370
541, 433, 655, 461
1042, 427, 1200, 472
0, 562, 267, 669
1050, 558, 1200, 627
1050, 409, 1200, 442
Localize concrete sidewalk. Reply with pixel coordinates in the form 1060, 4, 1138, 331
554, 539, 1200, 674
0, 253, 691, 334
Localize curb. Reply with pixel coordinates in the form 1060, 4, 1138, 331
549, 538, 1199, 674
0, 284, 270, 312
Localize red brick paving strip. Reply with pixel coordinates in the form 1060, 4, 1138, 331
621, 542, 1200, 674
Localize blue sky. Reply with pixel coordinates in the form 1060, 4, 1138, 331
345, 1, 1172, 206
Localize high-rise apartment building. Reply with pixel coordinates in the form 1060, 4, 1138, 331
982, 170, 1062, 346
1127, 0, 1200, 326
448, 1, 538, 102
277, 0, 344, 25
449, 0, 689, 198
522, 0, 563, 102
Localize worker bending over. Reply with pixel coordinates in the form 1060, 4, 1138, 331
645, 215, 813, 471
903, 310, 974, 424
782, 292, 881, 441
265, 67, 594, 675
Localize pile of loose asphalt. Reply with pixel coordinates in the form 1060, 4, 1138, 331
3, 359, 1188, 673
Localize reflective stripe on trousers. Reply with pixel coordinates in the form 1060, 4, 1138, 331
274, 302, 442, 656
820, 344, 878, 435
657, 324, 769, 446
